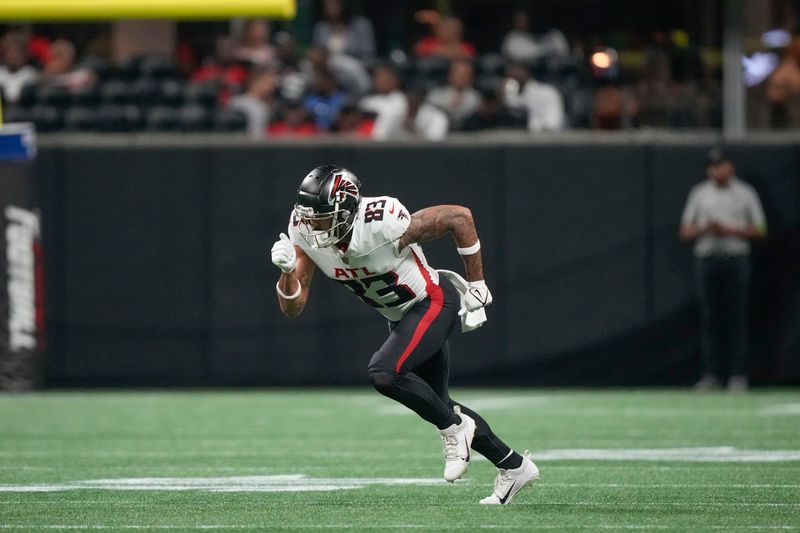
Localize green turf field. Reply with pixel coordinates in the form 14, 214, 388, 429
1, 389, 799, 531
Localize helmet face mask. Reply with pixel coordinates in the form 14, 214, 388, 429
294, 204, 353, 249
294, 165, 361, 249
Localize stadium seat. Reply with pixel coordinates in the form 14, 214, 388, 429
63, 106, 98, 131
183, 82, 218, 108
138, 55, 178, 79
527, 58, 550, 79
1, 105, 30, 124
212, 108, 247, 132
478, 53, 506, 76
78, 56, 110, 81
405, 75, 440, 94
95, 105, 126, 132
125, 104, 145, 131
386, 49, 413, 77
127, 78, 160, 107
16, 84, 38, 109
100, 80, 129, 104
545, 55, 581, 76
178, 104, 210, 132
475, 75, 503, 94
115, 56, 141, 81
71, 85, 101, 107
159, 79, 186, 107
145, 106, 180, 131
564, 84, 593, 129
28, 105, 62, 132
35, 85, 71, 108
413, 56, 450, 84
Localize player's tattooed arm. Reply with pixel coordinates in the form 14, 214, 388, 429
398, 205, 484, 282
277, 246, 316, 318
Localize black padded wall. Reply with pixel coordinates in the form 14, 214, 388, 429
36, 141, 800, 386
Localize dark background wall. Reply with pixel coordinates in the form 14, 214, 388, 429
36, 140, 800, 387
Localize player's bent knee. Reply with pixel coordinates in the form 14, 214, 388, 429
368, 368, 397, 396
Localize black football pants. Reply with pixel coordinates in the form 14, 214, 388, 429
695, 255, 751, 379
367, 275, 513, 466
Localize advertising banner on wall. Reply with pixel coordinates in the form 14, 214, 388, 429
0, 123, 44, 391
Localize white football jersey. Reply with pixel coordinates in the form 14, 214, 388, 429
288, 196, 440, 322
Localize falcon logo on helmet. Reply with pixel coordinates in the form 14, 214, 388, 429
329, 174, 359, 204
294, 164, 362, 249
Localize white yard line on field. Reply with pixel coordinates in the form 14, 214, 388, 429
473, 447, 800, 462
534, 483, 800, 489
761, 403, 800, 415
0, 475, 449, 493
0, 525, 797, 530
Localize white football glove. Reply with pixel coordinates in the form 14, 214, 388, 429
463, 280, 493, 312
270, 233, 296, 273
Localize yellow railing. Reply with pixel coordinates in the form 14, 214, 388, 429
0, 0, 296, 20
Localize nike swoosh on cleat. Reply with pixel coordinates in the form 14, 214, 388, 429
498, 480, 518, 504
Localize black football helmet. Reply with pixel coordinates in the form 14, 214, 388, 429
294, 164, 362, 249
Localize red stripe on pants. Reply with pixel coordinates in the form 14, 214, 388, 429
394, 250, 443, 372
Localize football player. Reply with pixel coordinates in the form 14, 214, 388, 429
270, 164, 539, 504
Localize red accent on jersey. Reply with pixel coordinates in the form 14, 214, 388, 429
394, 250, 443, 372
388, 203, 395, 214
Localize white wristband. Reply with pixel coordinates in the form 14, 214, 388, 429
457, 240, 481, 256
276, 280, 302, 300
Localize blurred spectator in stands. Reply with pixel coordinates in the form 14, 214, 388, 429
426, 59, 481, 130
274, 32, 308, 103
0, 33, 39, 104
766, 36, 800, 127
333, 104, 374, 138
191, 36, 249, 105
40, 39, 96, 93
403, 86, 449, 141
275, 30, 300, 69
312, 0, 376, 62
359, 64, 406, 140
500, 10, 570, 64
303, 45, 370, 98
633, 33, 672, 127
234, 18, 278, 68
503, 62, 565, 132
228, 68, 279, 137
592, 81, 639, 129
462, 88, 526, 131
359, 66, 447, 140
3, 25, 50, 67
680, 148, 767, 392
414, 15, 476, 60
634, 30, 701, 128
303, 68, 347, 131
267, 101, 318, 136
176, 40, 199, 78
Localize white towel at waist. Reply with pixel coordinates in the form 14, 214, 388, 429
436, 269, 487, 333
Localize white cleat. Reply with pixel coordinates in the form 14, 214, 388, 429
438, 405, 476, 482
479, 450, 540, 505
